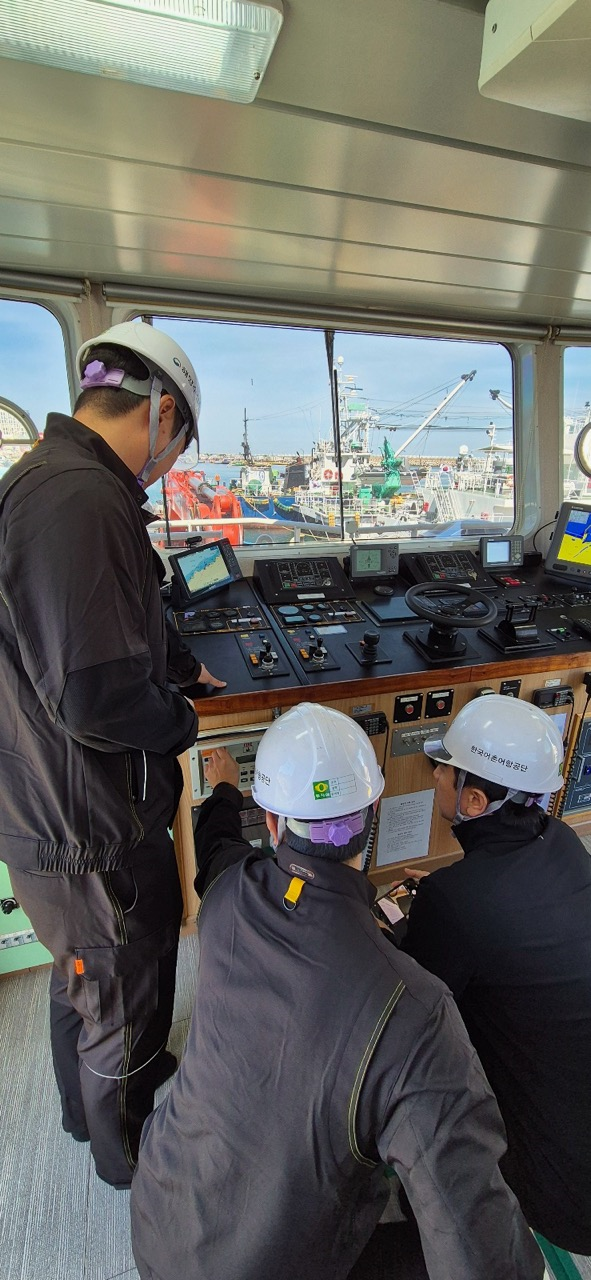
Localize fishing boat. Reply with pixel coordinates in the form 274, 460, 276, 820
156, 367, 518, 545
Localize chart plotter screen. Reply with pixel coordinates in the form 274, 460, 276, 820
173, 544, 233, 600
555, 508, 591, 568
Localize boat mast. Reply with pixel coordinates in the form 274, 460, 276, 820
391, 369, 477, 458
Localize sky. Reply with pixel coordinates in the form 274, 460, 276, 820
1, 300, 590, 461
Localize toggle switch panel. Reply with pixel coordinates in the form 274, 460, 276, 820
391, 721, 449, 758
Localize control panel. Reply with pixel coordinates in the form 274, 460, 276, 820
400, 549, 496, 590
188, 727, 267, 800
424, 689, 455, 718
234, 631, 293, 680
391, 721, 449, 758
282, 627, 341, 673
175, 602, 265, 636
272, 600, 363, 627
560, 719, 591, 815
171, 579, 304, 694
394, 693, 423, 723
173, 550, 591, 698
253, 556, 355, 603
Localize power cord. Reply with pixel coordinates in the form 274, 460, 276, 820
362, 720, 391, 874
532, 515, 558, 553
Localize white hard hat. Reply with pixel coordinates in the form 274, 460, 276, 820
424, 694, 564, 793
251, 702, 385, 820
76, 321, 200, 446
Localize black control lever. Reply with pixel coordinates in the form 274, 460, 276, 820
360, 630, 380, 658
308, 631, 327, 664
498, 602, 539, 646
259, 636, 277, 668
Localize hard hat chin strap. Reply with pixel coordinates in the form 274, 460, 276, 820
454, 769, 531, 824
136, 376, 187, 488
273, 808, 373, 860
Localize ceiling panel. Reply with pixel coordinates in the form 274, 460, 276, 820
3, 194, 591, 299
0, 0, 591, 323
1, 119, 591, 238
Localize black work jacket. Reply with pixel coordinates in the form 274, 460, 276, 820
402, 807, 591, 1253
130, 784, 542, 1280
0, 415, 198, 872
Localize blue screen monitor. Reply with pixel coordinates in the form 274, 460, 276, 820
545, 502, 591, 585
169, 541, 234, 602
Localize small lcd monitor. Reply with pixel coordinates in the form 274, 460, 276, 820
545, 502, 591, 585
169, 541, 234, 602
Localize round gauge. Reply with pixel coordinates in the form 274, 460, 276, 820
574, 420, 591, 477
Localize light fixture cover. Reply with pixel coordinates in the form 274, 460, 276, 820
0, 0, 284, 102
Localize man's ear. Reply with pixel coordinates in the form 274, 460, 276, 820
462, 786, 489, 818
158, 392, 176, 429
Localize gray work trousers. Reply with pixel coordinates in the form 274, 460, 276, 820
9, 834, 183, 1188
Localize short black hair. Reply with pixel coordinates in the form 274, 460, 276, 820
75, 343, 187, 441
452, 766, 539, 827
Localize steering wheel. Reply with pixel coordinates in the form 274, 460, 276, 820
404, 582, 497, 629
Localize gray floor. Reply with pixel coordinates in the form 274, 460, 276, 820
1, 927, 590, 1280
0, 931, 199, 1280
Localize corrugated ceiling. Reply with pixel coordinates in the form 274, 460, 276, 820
0, 0, 590, 325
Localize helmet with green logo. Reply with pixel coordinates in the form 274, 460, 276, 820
251, 702, 384, 820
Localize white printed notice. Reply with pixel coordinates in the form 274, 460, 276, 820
375, 789, 435, 868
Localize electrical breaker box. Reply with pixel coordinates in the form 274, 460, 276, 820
188, 726, 269, 801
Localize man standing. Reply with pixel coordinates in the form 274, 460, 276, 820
401, 694, 591, 1253
131, 703, 543, 1280
0, 321, 223, 1188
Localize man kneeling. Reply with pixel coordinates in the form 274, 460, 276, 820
131, 702, 543, 1280
401, 694, 591, 1254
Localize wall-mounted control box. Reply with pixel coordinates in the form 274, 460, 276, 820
391, 722, 449, 758
425, 689, 454, 718
500, 679, 521, 698
188, 726, 268, 800
394, 694, 423, 723
353, 711, 388, 737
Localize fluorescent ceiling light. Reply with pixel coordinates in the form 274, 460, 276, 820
0, 0, 284, 102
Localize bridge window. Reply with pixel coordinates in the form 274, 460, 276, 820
146, 317, 514, 549
563, 347, 591, 502
0, 300, 70, 476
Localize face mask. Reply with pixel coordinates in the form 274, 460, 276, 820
136, 377, 188, 487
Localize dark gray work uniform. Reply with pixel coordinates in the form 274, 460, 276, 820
130, 784, 543, 1280
0, 416, 199, 1187
401, 807, 591, 1253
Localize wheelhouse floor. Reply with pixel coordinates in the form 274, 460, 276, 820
1, 932, 589, 1280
